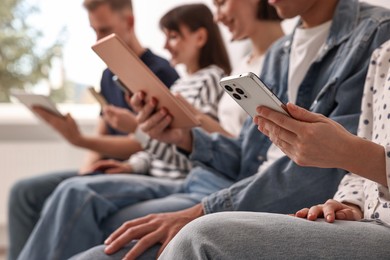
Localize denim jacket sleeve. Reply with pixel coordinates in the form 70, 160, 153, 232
189, 127, 244, 181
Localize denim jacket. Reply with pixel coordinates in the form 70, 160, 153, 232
189, 0, 390, 213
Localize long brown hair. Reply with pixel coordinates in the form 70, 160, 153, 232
160, 4, 231, 75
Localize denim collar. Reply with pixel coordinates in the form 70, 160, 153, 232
283, 0, 359, 54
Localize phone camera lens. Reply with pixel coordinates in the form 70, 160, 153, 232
236, 88, 244, 95
233, 93, 241, 100
224, 85, 233, 92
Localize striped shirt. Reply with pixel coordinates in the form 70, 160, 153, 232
129, 65, 225, 179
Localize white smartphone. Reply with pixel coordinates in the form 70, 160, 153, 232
11, 91, 64, 118
219, 72, 289, 118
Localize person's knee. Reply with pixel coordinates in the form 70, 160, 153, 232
177, 213, 225, 244
52, 176, 107, 208
9, 178, 39, 207
54, 177, 92, 198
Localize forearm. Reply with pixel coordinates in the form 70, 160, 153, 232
143, 138, 192, 173
343, 136, 387, 186
78, 135, 142, 160
180, 203, 204, 219
190, 128, 242, 178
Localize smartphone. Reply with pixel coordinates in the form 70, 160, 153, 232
219, 72, 289, 118
112, 75, 132, 96
11, 90, 64, 118
88, 87, 108, 107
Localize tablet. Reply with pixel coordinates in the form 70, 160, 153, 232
11, 91, 64, 118
91, 33, 200, 128
219, 72, 290, 118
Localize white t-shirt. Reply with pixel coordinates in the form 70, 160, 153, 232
288, 21, 332, 104
257, 21, 331, 175
218, 54, 264, 136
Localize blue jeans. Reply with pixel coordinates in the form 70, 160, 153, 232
17, 167, 233, 260
160, 212, 390, 259
8, 170, 77, 260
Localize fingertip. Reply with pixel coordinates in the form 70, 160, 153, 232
307, 213, 316, 221
326, 214, 335, 223
287, 102, 298, 111
137, 91, 144, 100
104, 245, 113, 254
286, 103, 300, 116
151, 97, 157, 106
256, 106, 263, 114
160, 108, 168, 116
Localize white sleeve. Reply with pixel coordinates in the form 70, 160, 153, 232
128, 151, 152, 175
333, 173, 365, 210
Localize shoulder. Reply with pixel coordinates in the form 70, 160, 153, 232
358, 2, 390, 24
353, 3, 390, 44
141, 49, 171, 68
141, 49, 179, 86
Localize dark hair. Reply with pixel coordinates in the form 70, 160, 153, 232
257, 0, 281, 21
83, 0, 132, 12
160, 4, 231, 75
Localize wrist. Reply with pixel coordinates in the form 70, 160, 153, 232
343, 202, 364, 219
176, 129, 193, 152
336, 134, 360, 171
70, 134, 85, 147
347, 136, 387, 185
75, 135, 90, 148
124, 164, 133, 173
183, 203, 204, 220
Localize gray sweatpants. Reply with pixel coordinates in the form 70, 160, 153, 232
160, 212, 390, 259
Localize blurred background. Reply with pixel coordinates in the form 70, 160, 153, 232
0, 0, 388, 258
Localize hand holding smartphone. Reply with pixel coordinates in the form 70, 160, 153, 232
219, 72, 289, 118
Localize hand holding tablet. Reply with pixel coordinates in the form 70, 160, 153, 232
91, 33, 200, 128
